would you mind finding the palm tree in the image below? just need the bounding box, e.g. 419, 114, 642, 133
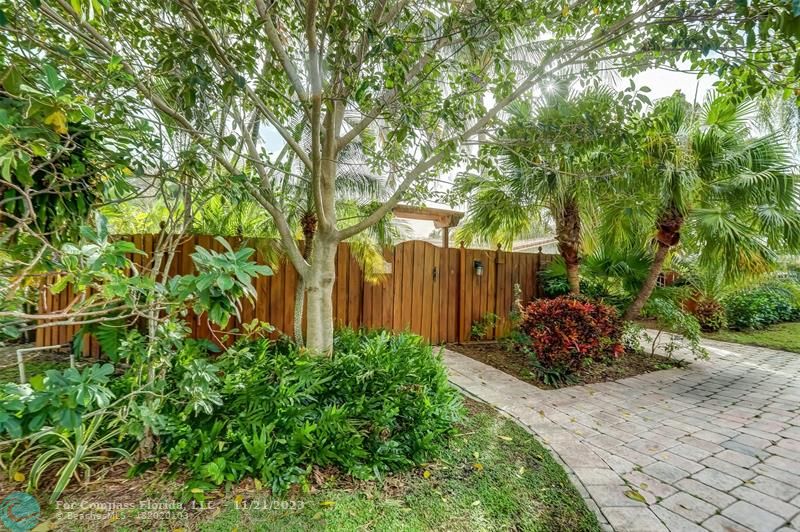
456, 85, 629, 293
623, 93, 800, 320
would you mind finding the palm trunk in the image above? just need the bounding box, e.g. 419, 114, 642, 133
624, 209, 684, 320
555, 198, 581, 294
623, 242, 670, 320
565, 260, 580, 294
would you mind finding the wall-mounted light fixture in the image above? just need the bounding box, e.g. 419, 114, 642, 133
473, 260, 484, 277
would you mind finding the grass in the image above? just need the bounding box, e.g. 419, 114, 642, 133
0, 359, 69, 383
703, 322, 800, 353
48, 400, 600, 532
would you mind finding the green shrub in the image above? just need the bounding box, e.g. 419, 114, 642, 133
723, 280, 800, 330
520, 296, 624, 373
161, 329, 463, 493
0, 363, 115, 438
642, 297, 707, 359
525, 349, 576, 387
692, 299, 727, 332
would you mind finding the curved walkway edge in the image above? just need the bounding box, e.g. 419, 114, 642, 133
443, 334, 800, 532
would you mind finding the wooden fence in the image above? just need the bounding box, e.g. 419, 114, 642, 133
36, 235, 556, 352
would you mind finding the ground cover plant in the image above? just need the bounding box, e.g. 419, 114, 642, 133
7, 400, 599, 532
163, 329, 463, 495
0, 327, 464, 504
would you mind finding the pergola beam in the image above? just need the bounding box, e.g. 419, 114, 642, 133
392, 204, 464, 248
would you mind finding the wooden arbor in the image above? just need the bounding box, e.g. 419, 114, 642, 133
391, 204, 465, 248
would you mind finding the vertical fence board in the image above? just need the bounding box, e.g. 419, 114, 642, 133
347, 251, 361, 328
34, 235, 555, 349
430, 246, 441, 344
420, 243, 434, 341
380, 247, 394, 330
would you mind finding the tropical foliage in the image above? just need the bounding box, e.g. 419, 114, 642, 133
723, 277, 800, 329
165, 329, 461, 494
5, 0, 798, 351
456, 86, 633, 293
520, 296, 624, 375
622, 93, 800, 319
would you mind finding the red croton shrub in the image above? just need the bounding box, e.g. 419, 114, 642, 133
520, 296, 624, 371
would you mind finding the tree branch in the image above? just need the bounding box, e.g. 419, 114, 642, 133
255, 0, 308, 105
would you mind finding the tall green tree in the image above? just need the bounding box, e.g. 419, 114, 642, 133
4, 0, 799, 351
623, 93, 800, 320
456, 85, 633, 293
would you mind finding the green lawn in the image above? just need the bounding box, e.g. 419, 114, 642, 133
704, 322, 800, 353
0, 359, 69, 383
53, 401, 599, 532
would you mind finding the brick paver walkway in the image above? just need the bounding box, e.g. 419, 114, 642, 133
444, 334, 800, 532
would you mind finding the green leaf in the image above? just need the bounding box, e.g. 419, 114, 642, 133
213, 236, 234, 253
3, 418, 21, 438
28, 413, 47, 432
0, 9, 7, 27
43, 65, 66, 94
58, 408, 80, 429
216, 275, 234, 291
1, 324, 21, 339
94, 212, 109, 241
29, 374, 45, 391
51, 276, 69, 294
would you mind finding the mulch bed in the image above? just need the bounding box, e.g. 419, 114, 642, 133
446, 342, 687, 390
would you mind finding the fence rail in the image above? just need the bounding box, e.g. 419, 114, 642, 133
36, 236, 556, 353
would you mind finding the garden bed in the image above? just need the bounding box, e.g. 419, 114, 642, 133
447, 342, 686, 389
6, 399, 600, 532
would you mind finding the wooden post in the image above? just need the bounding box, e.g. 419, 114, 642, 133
494, 243, 503, 339
442, 227, 449, 249
535, 246, 543, 298
457, 241, 466, 344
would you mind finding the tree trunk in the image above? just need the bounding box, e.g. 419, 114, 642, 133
293, 279, 305, 346
293, 212, 318, 346
624, 210, 683, 321
554, 198, 581, 294
623, 242, 671, 320
565, 259, 580, 294
304, 236, 336, 354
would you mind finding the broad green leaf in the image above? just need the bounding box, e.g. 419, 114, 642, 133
51, 276, 69, 294
216, 275, 234, 291
58, 408, 80, 429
